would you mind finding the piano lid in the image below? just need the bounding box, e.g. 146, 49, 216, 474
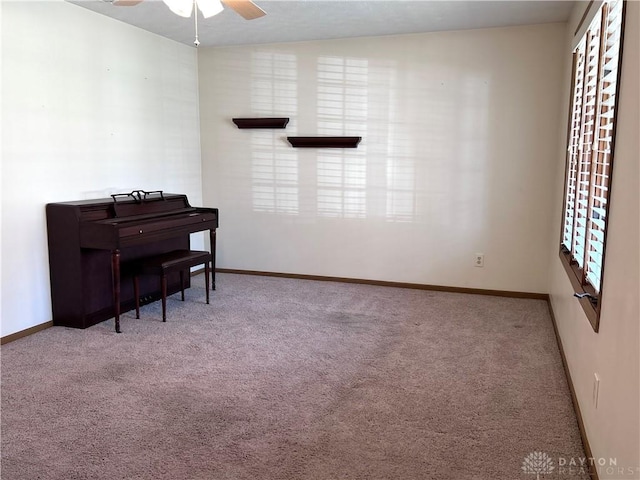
45, 192, 189, 223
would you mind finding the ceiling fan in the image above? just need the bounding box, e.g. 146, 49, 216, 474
111, 0, 266, 46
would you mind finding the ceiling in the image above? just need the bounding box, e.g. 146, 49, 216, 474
69, 0, 576, 48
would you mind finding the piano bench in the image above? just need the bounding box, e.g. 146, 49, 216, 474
132, 250, 211, 323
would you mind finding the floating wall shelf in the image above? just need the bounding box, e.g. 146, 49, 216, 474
232, 117, 290, 129
287, 136, 362, 148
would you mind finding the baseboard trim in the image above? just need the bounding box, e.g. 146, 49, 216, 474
546, 300, 598, 480
215, 268, 549, 300
1, 321, 54, 345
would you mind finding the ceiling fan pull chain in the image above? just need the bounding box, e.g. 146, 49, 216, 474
193, 0, 200, 47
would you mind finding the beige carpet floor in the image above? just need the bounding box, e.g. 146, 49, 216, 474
1, 273, 588, 479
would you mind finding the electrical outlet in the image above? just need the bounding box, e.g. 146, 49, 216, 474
593, 373, 600, 408
475, 253, 484, 267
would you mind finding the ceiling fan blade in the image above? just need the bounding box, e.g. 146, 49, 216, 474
112, 0, 144, 5
221, 0, 266, 20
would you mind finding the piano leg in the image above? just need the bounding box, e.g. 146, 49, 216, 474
210, 229, 217, 291
111, 249, 122, 333
205, 261, 210, 304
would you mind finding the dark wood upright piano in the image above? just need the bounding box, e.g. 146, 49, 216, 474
46, 191, 218, 332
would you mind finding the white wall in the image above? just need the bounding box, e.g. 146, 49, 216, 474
198, 24, 566, 293
548, 2, 639, 477
1, 1, 202, 337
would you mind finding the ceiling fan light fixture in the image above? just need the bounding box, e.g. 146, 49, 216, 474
197, 0, 224, 18
162, 0, 193, 18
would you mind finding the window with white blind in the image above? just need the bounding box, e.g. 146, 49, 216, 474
560, 0, 625, 331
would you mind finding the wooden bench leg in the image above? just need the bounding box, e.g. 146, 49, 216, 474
210, 230, 216, 291
180, 270, 185, 301
205, 262, 210, 304
134, 276, 140, 319
161, 274, 167, 322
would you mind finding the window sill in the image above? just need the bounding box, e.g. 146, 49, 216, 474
559, 249, 600, 332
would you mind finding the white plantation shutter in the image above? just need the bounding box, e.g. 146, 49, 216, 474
584, 0, 623, 292
562, 44, 585, 252
560, 0, 624, 313
573, 11, 601, 269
